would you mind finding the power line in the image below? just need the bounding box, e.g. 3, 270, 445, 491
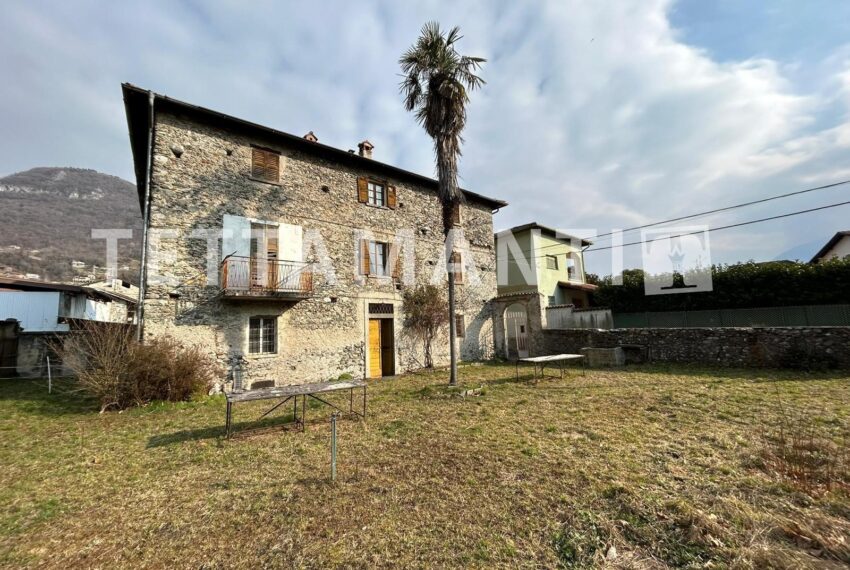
499, 178, 850, 258
583, 199, 850, 253
588, 178, 850, 242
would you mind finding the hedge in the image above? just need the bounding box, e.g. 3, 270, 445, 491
590, 258, 850, 312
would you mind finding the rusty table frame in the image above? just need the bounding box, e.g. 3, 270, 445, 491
225, 379, 367, 438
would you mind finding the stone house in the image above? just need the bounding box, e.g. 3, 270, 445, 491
122, 84, 507, 387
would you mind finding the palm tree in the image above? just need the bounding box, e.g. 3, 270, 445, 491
400, 22, 485, 386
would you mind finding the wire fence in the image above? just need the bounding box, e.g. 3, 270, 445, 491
0, 356, 56, 392
613, 304, 850, 329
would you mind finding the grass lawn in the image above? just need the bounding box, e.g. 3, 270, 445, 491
1, 363, 849, 568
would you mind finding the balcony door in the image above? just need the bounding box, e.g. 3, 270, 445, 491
250, 222, 279, 290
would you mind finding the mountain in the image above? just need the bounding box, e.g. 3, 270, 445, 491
0, 167, 142, 283
774, 236, 830, 263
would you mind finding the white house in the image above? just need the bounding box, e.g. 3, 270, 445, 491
811, 231, 850, 263
0, 278, 137, 378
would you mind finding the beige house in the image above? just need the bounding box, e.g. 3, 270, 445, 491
122, 84, 507, 387
811, 231, 850, 263
496, 223, 595, 307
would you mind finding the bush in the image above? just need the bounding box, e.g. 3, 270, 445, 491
402, 284, 449, 368
58, 322, 218, 412
591, 258, 850, 312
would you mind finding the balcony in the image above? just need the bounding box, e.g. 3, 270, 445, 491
220, 256, 312, 300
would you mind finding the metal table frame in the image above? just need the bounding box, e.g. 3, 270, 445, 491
225, 379, 367, 438
515, 354, 586, 381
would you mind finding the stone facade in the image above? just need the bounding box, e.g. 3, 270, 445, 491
139, 109, 500, 387
543, 327, 850, 368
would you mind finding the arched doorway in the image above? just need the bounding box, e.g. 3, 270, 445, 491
504, 303, 528, 359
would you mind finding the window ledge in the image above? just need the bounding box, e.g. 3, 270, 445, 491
248, 175, 282, 187
246, 353, 279, 359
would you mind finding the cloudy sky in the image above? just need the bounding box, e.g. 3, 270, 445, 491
1, 0, 849, 274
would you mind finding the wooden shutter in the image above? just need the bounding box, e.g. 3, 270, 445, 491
265, 151, 279, 182
451, 203, 461, 226
357, 177, 369, 203
252, 147, 280, 183
360, 240, 371, 275
387, 185, 397, 209
391, 243, 401, 281
252, 148, 266, 180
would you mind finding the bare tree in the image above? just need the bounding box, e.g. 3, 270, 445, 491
399, 22, 485, 385
402, 284, 449, 369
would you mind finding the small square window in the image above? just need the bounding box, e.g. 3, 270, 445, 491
546, 255, 558, 270
548, 296, 557, 306
367, 181, 385, 207
249, 316, 277, 354
251, 147, 280, 184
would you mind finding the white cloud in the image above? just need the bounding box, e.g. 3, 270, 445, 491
1, 0, 849, 272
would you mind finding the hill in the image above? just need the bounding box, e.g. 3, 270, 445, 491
0, 167, 142, 283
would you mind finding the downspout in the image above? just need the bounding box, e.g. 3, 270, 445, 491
135, 91, 155, 342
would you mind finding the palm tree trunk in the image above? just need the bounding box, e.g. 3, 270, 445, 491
447, 262, 458, 386
437, 138, 460, 387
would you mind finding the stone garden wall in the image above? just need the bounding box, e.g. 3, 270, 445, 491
542, 327, 850, 368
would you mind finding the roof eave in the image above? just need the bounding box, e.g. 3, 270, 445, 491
121, 83, 508, 211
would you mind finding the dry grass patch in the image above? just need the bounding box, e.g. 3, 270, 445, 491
1, 363, 848, 568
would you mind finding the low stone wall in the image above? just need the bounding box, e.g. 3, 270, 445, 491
542, 327, 850, 368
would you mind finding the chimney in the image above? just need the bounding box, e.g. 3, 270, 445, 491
303, 131, 318, 142
357, 140, 374, 159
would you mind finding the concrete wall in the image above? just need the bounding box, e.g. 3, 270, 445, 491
542, 327, 850, 368
142, 110, 498, 387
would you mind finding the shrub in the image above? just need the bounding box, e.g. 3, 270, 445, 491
58, 321, 218, 412
402, 284, 449, 368
591, 258, 850, 312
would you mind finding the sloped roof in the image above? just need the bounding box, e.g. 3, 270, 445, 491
497, 222, 593, 247
122, 83, 508, 213
810, 231, 850, 263
0, 277, 134, 304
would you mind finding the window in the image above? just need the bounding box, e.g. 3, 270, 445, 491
360, 240, 389, 276
450, 251, 464, 284
370, 241, 388, 275
251, 147, 280, 184
357, 177, 397, 209
367, 181, 385, 207
546, 255, 558, 270
455, 314, 466, 338
548, 296, 557, 306
566, 255, 578, 280
248, 316, 277, 354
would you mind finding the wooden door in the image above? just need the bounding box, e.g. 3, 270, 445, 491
369, 319, 382, 378
0, 322, 19, 374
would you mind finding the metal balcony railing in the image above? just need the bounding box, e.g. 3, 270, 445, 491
220, 256, 312, 298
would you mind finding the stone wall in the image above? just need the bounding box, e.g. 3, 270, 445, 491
542, 327, 850, 368
141, 110, 498, 387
